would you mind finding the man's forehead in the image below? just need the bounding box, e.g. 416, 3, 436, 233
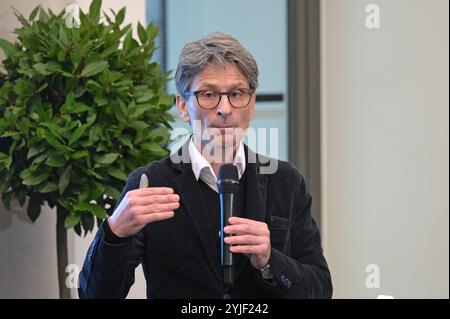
193, 64, 249, 89
196, 81, 248, 90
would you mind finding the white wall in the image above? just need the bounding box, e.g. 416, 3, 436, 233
321, 0, 449, 298
0, 0, 147, 299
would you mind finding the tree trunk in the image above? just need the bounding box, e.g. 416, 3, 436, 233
56, 205, 71, 299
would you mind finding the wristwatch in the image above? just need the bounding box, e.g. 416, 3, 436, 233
259, 264, 273, 280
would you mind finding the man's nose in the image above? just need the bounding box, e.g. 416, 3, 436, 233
216, 94, 232, 117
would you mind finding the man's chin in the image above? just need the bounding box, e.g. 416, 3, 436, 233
209, 133, 239, 148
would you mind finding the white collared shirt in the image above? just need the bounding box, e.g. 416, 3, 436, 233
188, 137, 246, 193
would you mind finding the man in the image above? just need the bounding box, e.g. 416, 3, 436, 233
79, 32, 332, 299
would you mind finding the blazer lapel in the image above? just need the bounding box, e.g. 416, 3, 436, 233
244, 146, 269, 223
170, 141, 223, 287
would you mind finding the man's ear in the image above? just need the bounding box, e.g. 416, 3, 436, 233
176, 94, 190, 123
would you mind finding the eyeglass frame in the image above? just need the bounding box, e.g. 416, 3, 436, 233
183, 88, 255, 109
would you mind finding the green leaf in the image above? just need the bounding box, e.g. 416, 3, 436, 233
27, 196, 41, 222
148, 126, 170, 144
40, 130, 69, 152
72, 151, 88, 160
33, 63, 52, 75
118, 135, 133, 149
86, 111, 97, 125
36, 82, 48, 93
70, 102, 90, 114
74, 223, 82, 236
39, 182, 58, 193
91, 206, 107, 219
74, 202, 107, 219
136, 92, 154, 103
94, 153, 119, 165
122, 30, 133, 53
129, 121, 148, 131
88, 169, 102, 179
79, 190, 91, 203
37, 128, 71, 152
58, 165, 72, 194
88, 125, 102, 144
45, 153, 65, 167
30, 112, 40, 121
81, 212, 95, 233
89, 0, 102, 22
39, 7, 49, 22
27, 144, 46, 159
115, 8, 126, 25
68, 124, 88, 146
61, 71, 74, 77
65, 120, 79, 132
22, 173, 49, 186
64, 213, 81, 229
2, 192, 12, 210
12, 8, 30, 27
46, 62, 61, 72
4, 156, 13, 170
106, 166, 127, 181
140, 142, 167, 156
80, 61, 108, 77
16, 190, 26, 206
146, 21, 159, 40
94, 95, 108, 106
137, 22, 147, 44
41, 122, 64, 138
91, 182, 106, 199
29, 5, 40, 20
19, 169, 31, 180
0, 39, 16, 57
47, 135, 68, 151
32, 152, 49, 165
132, 103, 155, 118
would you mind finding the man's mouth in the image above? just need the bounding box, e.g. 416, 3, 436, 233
209, 126, 235, 134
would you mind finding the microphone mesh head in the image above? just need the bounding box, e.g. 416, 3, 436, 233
218, 164, 239, 181
217, 164, 239, 193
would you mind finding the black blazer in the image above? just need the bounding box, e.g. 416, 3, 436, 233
79, 141, 332, 299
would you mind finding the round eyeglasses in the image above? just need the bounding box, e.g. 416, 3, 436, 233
183, 89, 253, 109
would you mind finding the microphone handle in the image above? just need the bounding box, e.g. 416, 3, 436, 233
220, 192, 237, 286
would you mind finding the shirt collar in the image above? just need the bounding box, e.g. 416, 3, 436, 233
188, 137, 246, 181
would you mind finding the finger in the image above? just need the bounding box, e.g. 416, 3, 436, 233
224, 224, 268, 236
132, 194, 180, 206
140, 211, 175, 224
230, 244, 267, 255
228, 216, 259, 225
145, 202, 180, 214
224, 235, 262, 246
131, 187, 175, 196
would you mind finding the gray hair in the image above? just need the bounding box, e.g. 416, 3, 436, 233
175, 32, 259, 95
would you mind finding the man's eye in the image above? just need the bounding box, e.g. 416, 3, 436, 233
201, 91, 217, 98
230, 91, 243, 98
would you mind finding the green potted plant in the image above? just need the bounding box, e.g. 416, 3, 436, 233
0, 0, 173, 298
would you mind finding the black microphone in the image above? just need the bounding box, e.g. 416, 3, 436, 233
218, 164, 240, 286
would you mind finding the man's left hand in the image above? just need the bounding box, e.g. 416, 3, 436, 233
223, 216, 271, 269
